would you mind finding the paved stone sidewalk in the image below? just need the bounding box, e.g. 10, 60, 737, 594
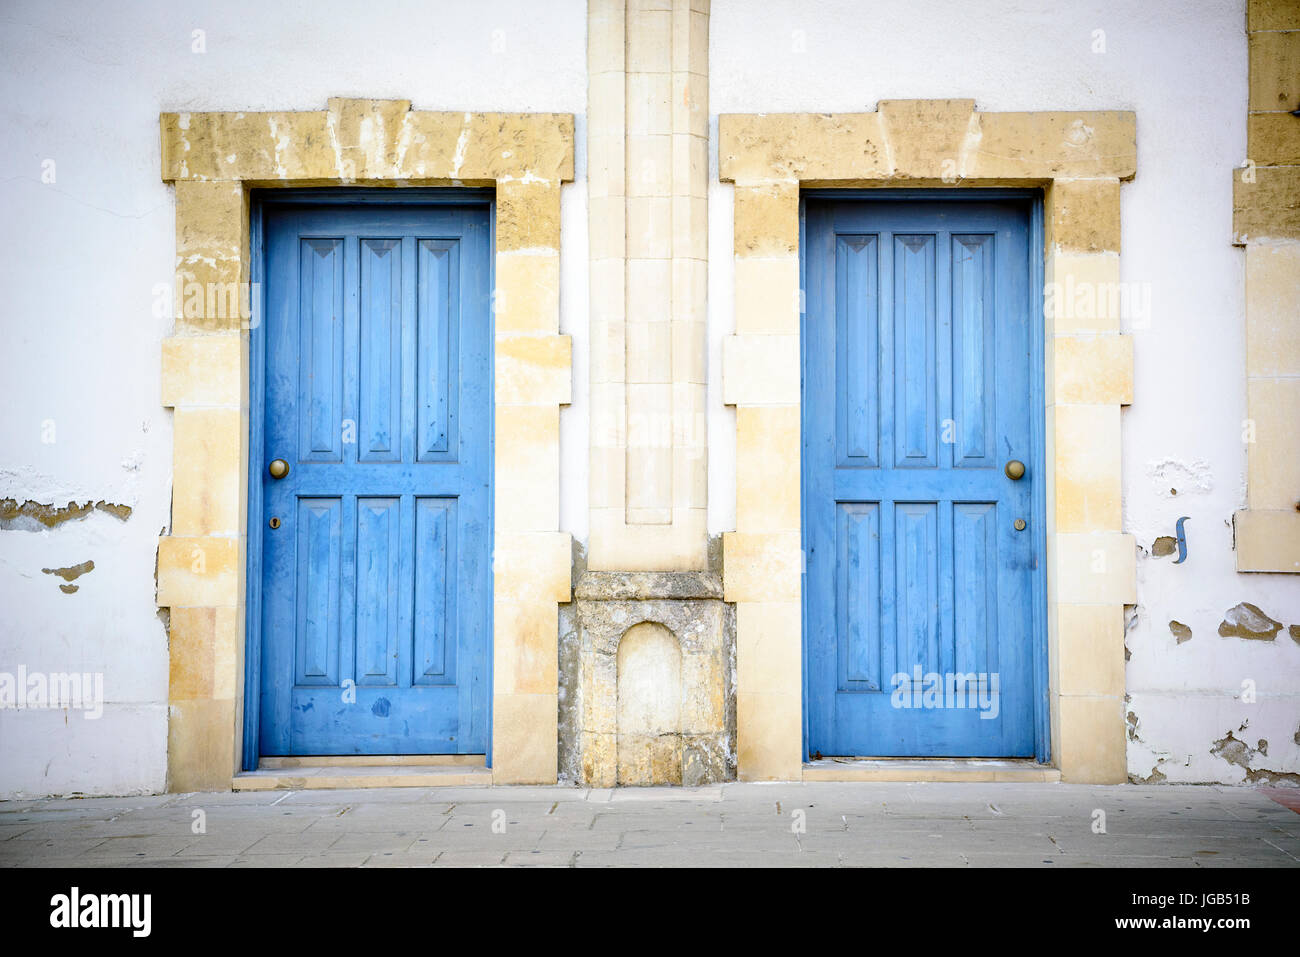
0, 783, 1296, 867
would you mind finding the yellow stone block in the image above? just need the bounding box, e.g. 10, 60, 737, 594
491, 693, 558, 784
1047, 178, 1121, 254
720, 108, 1136, 185
736, 601, 802, 697
1051, 533, 1136, 604
173, 181, 248, 332
723, 531, 802, 602
1234, 166, 1300, 242
495, 334, 572, 406
161, 110, 335, 183
1245, 244, 1300, 377
161, 335, 242, 408
1044, 252, 1124, 333
735, 406, 800, 533
171, 407, 242, 537
722, 335, 799, 406
493, 531, 572, 604
167, 696, 237, 792
733, 256, 800, 334
497, 179, 562, 251
1250, 0, 1300, 30
494, 405, 560, 531
1055, 695, 1127, 783
169, 607, 219, 701
1246, 377, 1300, 510
493, 599, 559, 696
157, 535, 239, 608
736, 691, 801, 780
495, 252, 561, 334
587, 507, 709, 571
1053, 603, 1125, 697
733, 182, 799, 257
1051, 404, 1121, 533
1247, 112, 1300, 167
1248, 29, 1300, 112
719, 113, 890, 184
973, 111, 1136, 181
325, 98, 411, 180
1050, 334, 1133, 404
1234, 509, 1300, 573
878, 99, 978, 180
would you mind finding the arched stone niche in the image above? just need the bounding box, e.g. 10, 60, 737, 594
617, 622, 683, 785
568, 572, 735, 786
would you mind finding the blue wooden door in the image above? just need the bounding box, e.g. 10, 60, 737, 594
803, 197, 1040, 757
258, 201, 491, 755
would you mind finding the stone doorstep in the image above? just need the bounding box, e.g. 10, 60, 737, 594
802, 759, 1062, 784
258, 754, 486, 769
232, 764, 493, 791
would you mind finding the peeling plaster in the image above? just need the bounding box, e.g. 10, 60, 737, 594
40, 559, 94, 594
1151, 535, 1177, 558
1169, 620, 1192, 643
1217, 602, 1283, 641
1210, 730, 1300, 786
0, 499, 132, 532
1146, 458, 1213, 498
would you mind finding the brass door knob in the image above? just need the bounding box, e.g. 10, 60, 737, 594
268, 459, 290, 480
1004, 459, 1025, 480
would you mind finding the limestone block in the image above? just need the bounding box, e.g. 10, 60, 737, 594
1047, 178, 1122, 254
1056, 695, 1127, 783
157, 536, 239, 608
1050, 533, 1137, 604
171, 407, 243, 537
1049, 335, 1133, 405
161, 335, 242, 408
1234, 509, 1300, 573
722, 335, 799, 406
1246, 377, 1300, 510
1245, 244, 1300, 377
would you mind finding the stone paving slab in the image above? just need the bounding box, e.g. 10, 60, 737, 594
0, 783, 1295, 867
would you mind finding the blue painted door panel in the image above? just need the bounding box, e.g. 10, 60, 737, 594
804, 198, 1039, 757
259, 202, 491, 755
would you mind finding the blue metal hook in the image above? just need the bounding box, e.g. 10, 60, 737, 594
1173, 516, 1190, 564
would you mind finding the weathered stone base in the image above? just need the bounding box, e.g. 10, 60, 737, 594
562, 572, 735, 787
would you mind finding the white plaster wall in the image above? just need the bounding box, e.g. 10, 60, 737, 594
708, 0, 1300, 783
0, 0, 587, 797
